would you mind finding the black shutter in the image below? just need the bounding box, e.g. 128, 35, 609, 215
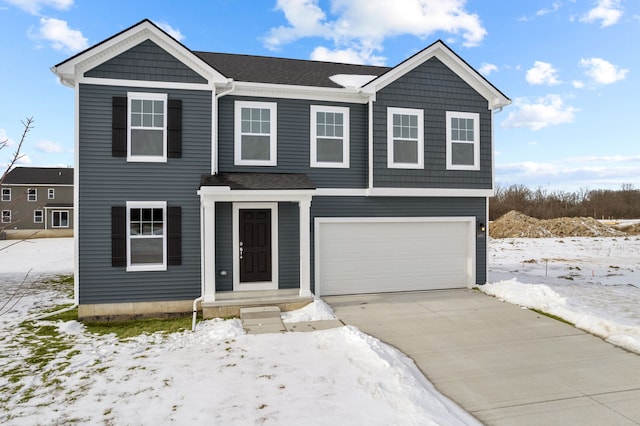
111, 206, 126, 267
167, 99, 182, 158
167, 206, 182, 265
112, 97, 127, 157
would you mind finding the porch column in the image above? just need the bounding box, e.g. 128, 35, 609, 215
299, 197, 312, 297
202, 199, 216, 302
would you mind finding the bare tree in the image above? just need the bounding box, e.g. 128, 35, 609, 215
1, 117, 34, 232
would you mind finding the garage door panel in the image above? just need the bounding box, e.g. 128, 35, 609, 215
317, 219, 474, 296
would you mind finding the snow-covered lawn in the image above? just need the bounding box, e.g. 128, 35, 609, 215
0, 238, 476, 425
2, 236, 639, 425
486, 236, 640, 354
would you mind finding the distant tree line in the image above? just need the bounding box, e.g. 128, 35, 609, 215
489, 183, 640, 220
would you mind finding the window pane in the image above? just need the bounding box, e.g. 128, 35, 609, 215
241, 108, 250, 120
317, 138, 343, 163
154, 100, 163, 113
142, 114, 153, 127
153, 208, 163, 222
131, 113, 142, 127
394, 139, 418, 163
130, 238, 163, 264
261, 121, 270, 134
154, 114, 164, 128
142, 100, 153, 113
130, 223, 141, 235
131, 100, 142, 113
335, 124, 343, 137
334, 114, 343, 125
131, 129, 163, 156
317, 123, 325, 137
452, 142, 474, 165
241, 135, 271, 161
131, 208, 140, 221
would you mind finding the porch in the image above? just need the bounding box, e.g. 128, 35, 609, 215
202, 289, 314, 318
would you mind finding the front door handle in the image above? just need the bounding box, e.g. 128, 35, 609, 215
239, 241, 243, 260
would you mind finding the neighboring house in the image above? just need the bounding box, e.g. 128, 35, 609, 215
51, 19, 510, 320
1, 167, 74, 237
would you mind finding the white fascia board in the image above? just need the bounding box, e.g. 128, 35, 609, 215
363, 41, 510, 110
197, 187, 316, 204
52, 21, 226, 87
232, 81, 370, 104
78, 77, 213, 91
313, 187, 494, 197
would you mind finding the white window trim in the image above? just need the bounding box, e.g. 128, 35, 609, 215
127, 92, 168, 163
446, 111, 480, 171
234, 101, 277, 166
387, 107, 424, 169
1, 188, 10, 202
34, 210, 43, 223
51, 210, 69, 228
310, 105, 350, 168
48, 188, 55, 199
126, 201, 167, 272
1, 210, 10, 223
27, 188, 37, 202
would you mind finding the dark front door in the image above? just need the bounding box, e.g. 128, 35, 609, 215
239, 209, 272, 283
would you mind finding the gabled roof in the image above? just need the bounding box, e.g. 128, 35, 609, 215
194, 52, 388, 88
3, 167, 74, 185
51, 19, 509, 109
363, 40, 510, 109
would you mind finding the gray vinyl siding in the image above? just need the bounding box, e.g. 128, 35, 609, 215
278, 202, 300, 289
78, 83, 211, 304
310, 195, 488, 289
218, 96, 368, 188
213, 201, 300, 292
85, 40, 207, 84
215, 203, 233, 292
373, 57, 492, 189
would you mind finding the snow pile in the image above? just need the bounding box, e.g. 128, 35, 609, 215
280, 297, 336, 323
486, 237, 640, 354
490, 210, 627, 238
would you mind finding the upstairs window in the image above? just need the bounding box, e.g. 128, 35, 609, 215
112, 94, 182, 160
48, 188, 55, 199
387, 107, 424, 169
234, 101, 277, 166
27, 188, 37, 202
128, 93, 167, 162
310, 106, 349, 168
1, 188, 10, 202
446, 111, 480, 170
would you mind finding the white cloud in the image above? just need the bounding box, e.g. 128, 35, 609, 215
526, 61, 561, 85
580, 0, 623, 27
478, 63, 498, 76
265, 0, 487, 64
35, 17, 88, 52
579, 57, 628, 84
536, 1, 562, 17
16, 154, 32, 165
0, 129, 14, 147
310, 45, 386, 65
4, 0, 72, 15
36, 139, 63, 153
501, 95, 578, 131
572, 80, 585, 89
155, 21, 185, 42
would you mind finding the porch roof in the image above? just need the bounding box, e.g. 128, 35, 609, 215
200, 173, 316, 191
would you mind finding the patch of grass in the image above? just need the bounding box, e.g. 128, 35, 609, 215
531, 308, 574, 326
84, 316, 192, 339
41, 274, 74, 298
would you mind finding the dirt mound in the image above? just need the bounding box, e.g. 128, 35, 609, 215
615, 223, 640, 235
490, 210, 628, 238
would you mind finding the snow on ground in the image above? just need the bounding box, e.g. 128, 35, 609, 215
0, 238, 477, 426
486, 236, 640, 354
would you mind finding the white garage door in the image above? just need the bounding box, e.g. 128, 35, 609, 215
315, 217, 475, 296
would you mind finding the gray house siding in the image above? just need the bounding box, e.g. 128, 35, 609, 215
0, 185, 73, 230
373, 57, 492, 189
309, 195, 487, 290
218, 96, 368, 189
85, 40, 207, 84
78, 83, 211, 304
213, 201, 300, 292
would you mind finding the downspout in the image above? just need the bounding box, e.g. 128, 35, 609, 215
193, 79, 236, 332
367, 95, 374, 191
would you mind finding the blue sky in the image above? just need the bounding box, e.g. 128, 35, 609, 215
1, 0, 638, 191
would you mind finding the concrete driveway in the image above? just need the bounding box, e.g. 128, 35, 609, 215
324, 289, 640, 425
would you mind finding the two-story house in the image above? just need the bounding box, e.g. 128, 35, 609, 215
1, 167, 74, 238
52, 20, 509, 320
